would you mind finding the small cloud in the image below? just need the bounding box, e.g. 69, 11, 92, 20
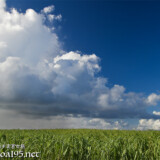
146, 93, 160, 106
42, 5, 54, 14
47, 14, 62, 22
55, 14, 62, 21
153, 111, 160, 116
48, 14, 54, 22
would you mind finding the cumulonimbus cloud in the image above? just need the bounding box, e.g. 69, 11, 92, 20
0, 0, 159, 119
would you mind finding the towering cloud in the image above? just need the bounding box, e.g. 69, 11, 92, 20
0, 0, 159, 123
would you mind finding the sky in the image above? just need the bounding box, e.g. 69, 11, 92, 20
0, 0, 160, 129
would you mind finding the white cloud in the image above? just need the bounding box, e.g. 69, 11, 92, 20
0, 0, 6, 10
88, 118, 128, 130
137, 119, 160, 130
0, 41, 7, 48
0, 0, 159, 124
42, 5, 54, 14
98, 85, 125, 108
47, 14, 62, 22
48, 14, 54, 22
55, 14, 62, 21
0, 7, 60, 66
146, 93, 160, 105
153, 111, 160, 116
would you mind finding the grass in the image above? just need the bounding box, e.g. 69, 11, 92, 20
0, 129, 159, 159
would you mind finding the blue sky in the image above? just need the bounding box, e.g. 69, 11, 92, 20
0, 0, 160, 129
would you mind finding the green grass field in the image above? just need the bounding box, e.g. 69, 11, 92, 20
0, 129, 159, 159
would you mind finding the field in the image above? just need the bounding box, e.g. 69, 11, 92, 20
0, 129, 159, 159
